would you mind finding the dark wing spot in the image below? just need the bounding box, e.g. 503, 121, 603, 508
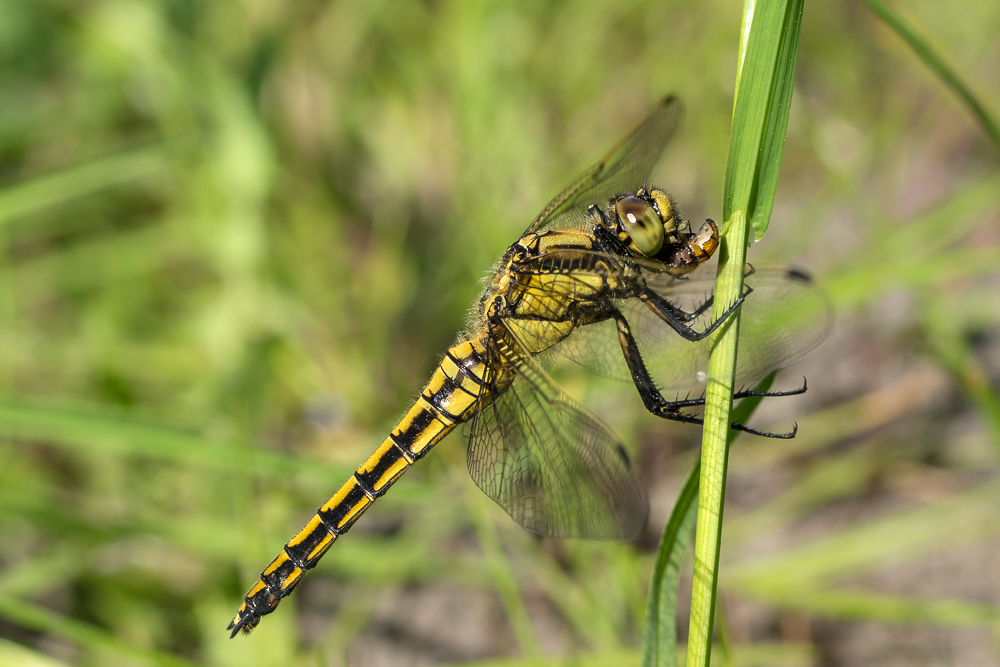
785, 267, 813, 284
615, 444, 632, 466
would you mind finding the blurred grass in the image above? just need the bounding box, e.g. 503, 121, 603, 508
0, 0, 997, 666
862, 0, 1000, 152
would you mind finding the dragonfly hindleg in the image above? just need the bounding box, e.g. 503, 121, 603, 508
729, 421, 799, 439
734, 377, 807, 399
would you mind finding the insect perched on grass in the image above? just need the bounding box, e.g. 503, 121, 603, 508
229, 96, 831, 636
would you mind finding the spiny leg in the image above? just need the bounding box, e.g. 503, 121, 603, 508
681, 290, 714, 322
610, 309, 799, 438
652, 261, 761, 326
641, 286, 714, 325
609, 307, 713, 420
734, 377, 807, 398
642, 377, 807, 411
637, 284, 751, 342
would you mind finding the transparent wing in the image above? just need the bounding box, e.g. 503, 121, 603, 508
553, 266, 833, 394
467, 324, 647, 540
526, 97, 683, 234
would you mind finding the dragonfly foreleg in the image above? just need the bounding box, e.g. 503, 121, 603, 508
679, 291, 715, 322
637, 283, 751, 342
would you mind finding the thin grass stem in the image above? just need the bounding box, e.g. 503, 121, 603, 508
685, 0, 804, 664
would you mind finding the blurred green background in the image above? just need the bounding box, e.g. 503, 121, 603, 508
0, 0, 998, 665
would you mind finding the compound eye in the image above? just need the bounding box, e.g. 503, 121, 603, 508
615, 196, 664, 255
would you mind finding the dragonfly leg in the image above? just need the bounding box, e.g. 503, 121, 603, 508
681, 292, 714, 321
730, 421, 799, 439
658, 261, 759, 324
734, 377, 808, 399
610, 309, 799, 438
610, 309, 709, 420
637, 283, 751, 341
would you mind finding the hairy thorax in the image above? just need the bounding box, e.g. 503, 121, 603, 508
475, 229, 639, 357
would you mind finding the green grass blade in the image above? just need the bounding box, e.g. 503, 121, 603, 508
737, 588, 1000, 627
0, 638, 73, 667
722, 0, 804, 240
862, 0, 1000, 152
443, 642, 815, 667
466, 486, 542, 661
0, 398, 350, 482
730, 479, 1000, 586
687, 0, 804, 664
0, 141, 194, 228
922, 298, 1000, 459
642, 375, 776, 667
641, 461, 699, 667
733, 0, 756, 97
0, 595, 200, 667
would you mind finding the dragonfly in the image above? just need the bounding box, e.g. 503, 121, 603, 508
228, 96, 831, 636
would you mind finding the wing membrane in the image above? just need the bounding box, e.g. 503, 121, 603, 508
467, 324, 647, 540
553, 266, 833, 394
526, 97, 682, 234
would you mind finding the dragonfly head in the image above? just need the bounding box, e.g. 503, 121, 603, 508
612, 189, 719, 275
612, 188, 684, 257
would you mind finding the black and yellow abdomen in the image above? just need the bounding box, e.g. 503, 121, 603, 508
228, 338, 490, 636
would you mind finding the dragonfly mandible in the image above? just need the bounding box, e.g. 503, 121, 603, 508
228, 96, 831, 636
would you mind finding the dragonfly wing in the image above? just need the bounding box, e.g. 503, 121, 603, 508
549, 316, 633, 382
554, 266, 833, 394
467, 324, 647, 540
526, 97, 683, 234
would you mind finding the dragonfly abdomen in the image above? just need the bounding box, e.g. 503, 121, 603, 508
228, 338, 490, 636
